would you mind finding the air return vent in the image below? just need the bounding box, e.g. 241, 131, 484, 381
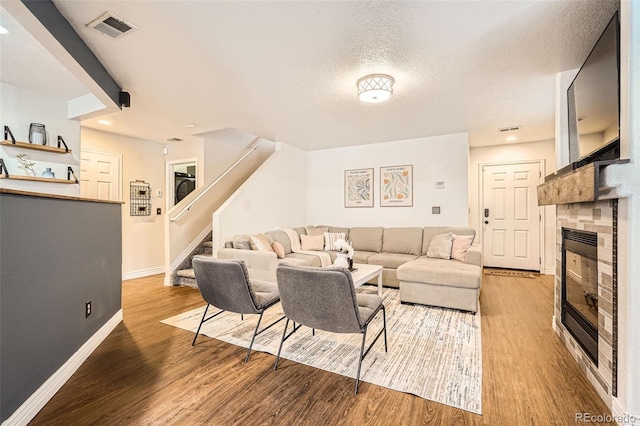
499, 125, 522, 133
87, 12, 137, 39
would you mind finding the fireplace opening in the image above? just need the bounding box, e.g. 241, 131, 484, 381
562, 228, 598, 364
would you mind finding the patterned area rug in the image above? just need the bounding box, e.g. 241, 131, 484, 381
161, 287, 482, 414
483, 268, 537, 279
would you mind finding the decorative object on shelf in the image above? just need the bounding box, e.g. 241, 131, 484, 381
130, 180, 152, 216
42, 167, 55, 178
28, 123, 47, 146
334, 252, 349, 268
345, 168, 374, 208
357, 74, 394, 103
381, 164, 413, 207
16, 153, 37, 177
333, 238, 354, 268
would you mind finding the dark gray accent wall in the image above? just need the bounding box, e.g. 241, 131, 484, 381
0, 193, 122, 422
21, 0, 122, 107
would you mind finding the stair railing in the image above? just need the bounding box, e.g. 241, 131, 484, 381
169, 136, 264, 222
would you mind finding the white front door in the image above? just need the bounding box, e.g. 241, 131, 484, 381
80, 149, 122, 201
482, 162, 541, 271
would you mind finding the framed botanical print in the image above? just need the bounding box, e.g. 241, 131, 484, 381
344, 168, 374, 207
380, 165, 413, 207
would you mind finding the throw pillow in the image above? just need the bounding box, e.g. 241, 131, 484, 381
324, 232, 346, 250
305, 226, 329, 236
426, 232, 454, 260
250, 234, 275, 253
300, 234, 325, 251
233, 235, 252, 250
271, 242, 286, 259
451, 234, 474, 261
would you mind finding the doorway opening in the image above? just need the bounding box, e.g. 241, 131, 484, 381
167, 159, 197, 209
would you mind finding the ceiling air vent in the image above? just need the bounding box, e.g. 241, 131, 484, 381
499, 125, 522, 133
167, 138, 183, 143
87, 12, 137, 39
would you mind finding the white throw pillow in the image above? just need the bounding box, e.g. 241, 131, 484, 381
451, 234, 474, 261
324, 232, 346, 250
301, 234, 325, 251
426, 232, 454, 260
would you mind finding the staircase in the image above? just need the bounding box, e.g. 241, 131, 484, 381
164, 137, 276, 286
173, 233, 213, 287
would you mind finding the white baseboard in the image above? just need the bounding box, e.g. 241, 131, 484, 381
2, 310, 123, 426
122, 267, 165, 281
611, 398, 640, 425
545, 267, 556, 275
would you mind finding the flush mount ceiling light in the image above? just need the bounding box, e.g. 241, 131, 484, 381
357, 74, 394, 103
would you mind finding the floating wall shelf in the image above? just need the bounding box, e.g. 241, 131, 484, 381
0, 140, 72, 154
0, 174, 77, 184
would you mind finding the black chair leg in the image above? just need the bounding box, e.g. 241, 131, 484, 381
355, 327, 368, 394
192, 304, 210, 346
274, 319, 290, 370
244, 310, 264, 363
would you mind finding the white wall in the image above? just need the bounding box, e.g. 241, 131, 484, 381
202, 128, 258, 184
213, 143, 308, 250
469, 139, 557, 274
306, 133, 469, 228
0, 83, 80, 196
81, 127, 165, 279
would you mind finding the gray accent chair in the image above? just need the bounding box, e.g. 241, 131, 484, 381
274, 264, 387, 394
191, 256, 284, 362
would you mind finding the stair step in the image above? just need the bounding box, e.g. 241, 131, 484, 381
176, 269, 195, 279
190, 253, 213, 260
203, 241, 213, 247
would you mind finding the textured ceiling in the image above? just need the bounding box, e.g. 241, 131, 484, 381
4, 1, 620, 150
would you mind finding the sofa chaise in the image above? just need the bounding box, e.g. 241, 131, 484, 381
217, 225, 482, 312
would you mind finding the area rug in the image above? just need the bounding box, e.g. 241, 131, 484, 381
161, 287, 482, 414
483, 268, 537, 279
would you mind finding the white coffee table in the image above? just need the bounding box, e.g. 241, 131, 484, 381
350, 263, 383, 296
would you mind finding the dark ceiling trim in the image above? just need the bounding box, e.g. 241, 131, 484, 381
21, 0, 122, 108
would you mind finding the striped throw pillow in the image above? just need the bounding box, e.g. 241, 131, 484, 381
324, 232, 346, 251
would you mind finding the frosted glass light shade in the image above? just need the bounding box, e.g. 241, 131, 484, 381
357, 74, 394, 103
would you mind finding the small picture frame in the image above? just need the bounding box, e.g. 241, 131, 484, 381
380, 165, 413, 207
344, 168, 374, 208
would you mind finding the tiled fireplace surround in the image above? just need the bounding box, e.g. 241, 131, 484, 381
554, 200, 617, 406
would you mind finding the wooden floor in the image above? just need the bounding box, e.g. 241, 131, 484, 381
30, 273, 615, 425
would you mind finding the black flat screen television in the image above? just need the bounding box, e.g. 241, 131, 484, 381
567, 11, 620, 168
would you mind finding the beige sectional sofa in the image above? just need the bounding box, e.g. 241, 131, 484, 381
218, 225, 482, 312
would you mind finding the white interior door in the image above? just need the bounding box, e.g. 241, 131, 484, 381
482, 162, 541, 271
80, 149, 122, 201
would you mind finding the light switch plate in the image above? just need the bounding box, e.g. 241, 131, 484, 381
436, 181, 445, 189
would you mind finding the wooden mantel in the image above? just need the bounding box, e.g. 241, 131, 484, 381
537, 160, 629, 206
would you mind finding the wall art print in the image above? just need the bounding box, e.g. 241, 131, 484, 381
381, 165, 413, 207
344, 168, 374, 207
